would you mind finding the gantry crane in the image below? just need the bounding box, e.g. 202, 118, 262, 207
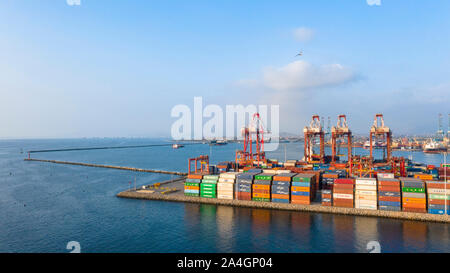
235, 113, 270, 167
369, 114, 392, 163
331, 114, 352, 174
188, 155, 209, 175
304, 115, 325, 163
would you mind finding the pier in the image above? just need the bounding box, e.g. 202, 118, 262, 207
117, 178, 450, 224
24, 158, 188, 176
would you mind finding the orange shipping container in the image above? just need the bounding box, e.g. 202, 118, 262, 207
184, 186, 200, 190
402, 197, 426, 204
187, 174, 203, 179
291, 186, 310, 192
253, 193, 270, 198
413, 174, 433, 181
253, 184, 271, 190
402, 202, 426, 209
271, 193, 289, 200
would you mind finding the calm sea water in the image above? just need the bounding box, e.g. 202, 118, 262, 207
0, 139, 448, 253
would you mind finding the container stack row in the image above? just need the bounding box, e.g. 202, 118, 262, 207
217, 172, 238, 200
185, 174, 203, 197
401, 178, 426, 213
333, 178, 354, 208
426, 181, 450, 215
355, 178, 377, 210
252, 174, 274, 202
291, 173, 316, 205
378, 178, 401, 211
271, 173, 295, 203
201, 174, 219, 198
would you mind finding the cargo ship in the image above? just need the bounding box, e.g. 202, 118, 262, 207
423, 139, 447, 154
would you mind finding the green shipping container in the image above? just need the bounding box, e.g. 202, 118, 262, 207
402, 187, 425, 193
184, 193, 199, 197
200, 183, 217, 188
203, 175, 220, 180
201, 179, 218, 184
185, 182, 200, 187
252, 197, 271, 202
254, 175, 273, 180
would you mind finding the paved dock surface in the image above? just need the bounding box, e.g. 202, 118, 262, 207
117, 178, 450, 223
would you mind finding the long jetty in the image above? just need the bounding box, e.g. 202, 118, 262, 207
27, 142, 201, 154
24, 158, 188, 176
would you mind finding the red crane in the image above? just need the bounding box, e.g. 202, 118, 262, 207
369, 114, 392, 162
188, 155, 209, 175
235, 113, 270, 167
303, 115, 325, 163
331, 114, 352, 174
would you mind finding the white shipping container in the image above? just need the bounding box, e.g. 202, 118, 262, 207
217, 195, 234, 200
355, 185, 377, 191
355, 190, 377, 196
355, 204, 377, 210
355, 178, 377, 186
355, 195, 377, 201
427, 188, 450, 194
377, 173, 395, 179
218, 178, 235, 183
275, 170, 292, 174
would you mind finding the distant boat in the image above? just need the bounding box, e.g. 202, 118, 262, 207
363, 140, 386, 149
209, 140, 227, 146
423, 139, 446, 154
172, 144, 184, 149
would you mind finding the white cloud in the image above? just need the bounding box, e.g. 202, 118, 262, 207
256, 60, 355, 92
293, 27, 314, 42
367, 0, 381, 6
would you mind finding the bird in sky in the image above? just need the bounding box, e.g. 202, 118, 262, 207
295, 51, 303, 57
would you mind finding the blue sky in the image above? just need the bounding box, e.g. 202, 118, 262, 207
0, 0, 449, 138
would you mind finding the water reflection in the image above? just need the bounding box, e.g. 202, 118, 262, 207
183, 203, 449, 253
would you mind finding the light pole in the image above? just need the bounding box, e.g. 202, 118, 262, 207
445, 152, 447, 215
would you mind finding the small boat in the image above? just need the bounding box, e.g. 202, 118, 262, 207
172, 144, 184, 149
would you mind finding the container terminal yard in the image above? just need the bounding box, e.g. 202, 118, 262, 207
27, 113, 449, 223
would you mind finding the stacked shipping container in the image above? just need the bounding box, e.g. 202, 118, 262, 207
378, 178, 401, 211
291, 173, 316, 205
217, 172, 238, 200
200, 175, 219, 198
355, 178, 377, 210
252, 174, 274, 202
426, 181, 450, 215
271, 173, 295, 203
185, 174, 203, 197
401, 178, 427, 213
333, 178, 354, 208
235, 172, 258, 201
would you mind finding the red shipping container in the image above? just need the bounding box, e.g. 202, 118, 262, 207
333, 184, 354, 190
378, 181, 400, 187
334, 179, 355, 185
378, 186, 401, 192
378, 196, 401, 202
403, 207, 427, 213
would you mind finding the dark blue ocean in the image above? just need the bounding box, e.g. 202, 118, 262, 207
0, 139, 448, 253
